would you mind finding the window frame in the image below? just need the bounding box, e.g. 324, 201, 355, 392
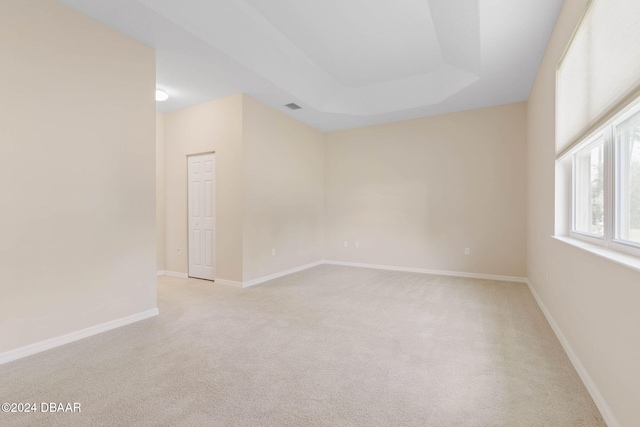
570, 96, 640, 258
571, 133, 607, 242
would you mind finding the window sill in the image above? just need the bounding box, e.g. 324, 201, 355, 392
552, 235, 640, 273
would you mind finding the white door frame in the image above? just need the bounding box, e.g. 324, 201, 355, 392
187, 151, 215, 280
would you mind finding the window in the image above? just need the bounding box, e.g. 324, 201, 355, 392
570, 99, 640, 257
556, 0, 640, 264
616, 110, 640, 245
573, 137, 605, 236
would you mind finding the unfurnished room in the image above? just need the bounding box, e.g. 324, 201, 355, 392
1, 0, 639, 426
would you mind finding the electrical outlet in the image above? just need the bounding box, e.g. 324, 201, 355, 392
464, 248, 470, 255
344, 241, 348, 247
272, 248, 276, 256
177, 248, 181, 256
355, 241, 359, 249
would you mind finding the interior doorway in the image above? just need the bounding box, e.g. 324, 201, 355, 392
187, 152, 215, 280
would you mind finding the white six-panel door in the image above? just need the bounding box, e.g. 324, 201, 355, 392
188, 153, 215, 280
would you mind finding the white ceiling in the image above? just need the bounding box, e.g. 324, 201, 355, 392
243, 0, 444, 87
59, 0, 563, 132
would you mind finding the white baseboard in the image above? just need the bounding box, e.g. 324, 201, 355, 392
324, 260, 528, 283
156, 270, 165, 276
214, 278, 243, 287
218, 260, 525, 288
0, 308, 159, 366
526, 280, 619, 427
242, 260, 324, 288
163, 271, 188, 279
164, 261, 526, 287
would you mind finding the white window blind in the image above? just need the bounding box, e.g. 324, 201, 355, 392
556, 0, 640, 155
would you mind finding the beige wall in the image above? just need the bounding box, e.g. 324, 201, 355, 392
324, 103, 527, 278
0, 0, 157, 353
163, 95, 244, 282
527, 1, 640, 426
156, 112, 165, 272
242, 96, 324, 282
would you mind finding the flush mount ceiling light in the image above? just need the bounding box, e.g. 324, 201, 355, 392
285, 103, 301, 110
155, 89, 169, 102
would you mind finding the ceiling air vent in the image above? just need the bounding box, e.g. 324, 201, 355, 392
285, 103, 301, 110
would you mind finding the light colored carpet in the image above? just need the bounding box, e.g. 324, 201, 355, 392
0, 265, 604, 426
